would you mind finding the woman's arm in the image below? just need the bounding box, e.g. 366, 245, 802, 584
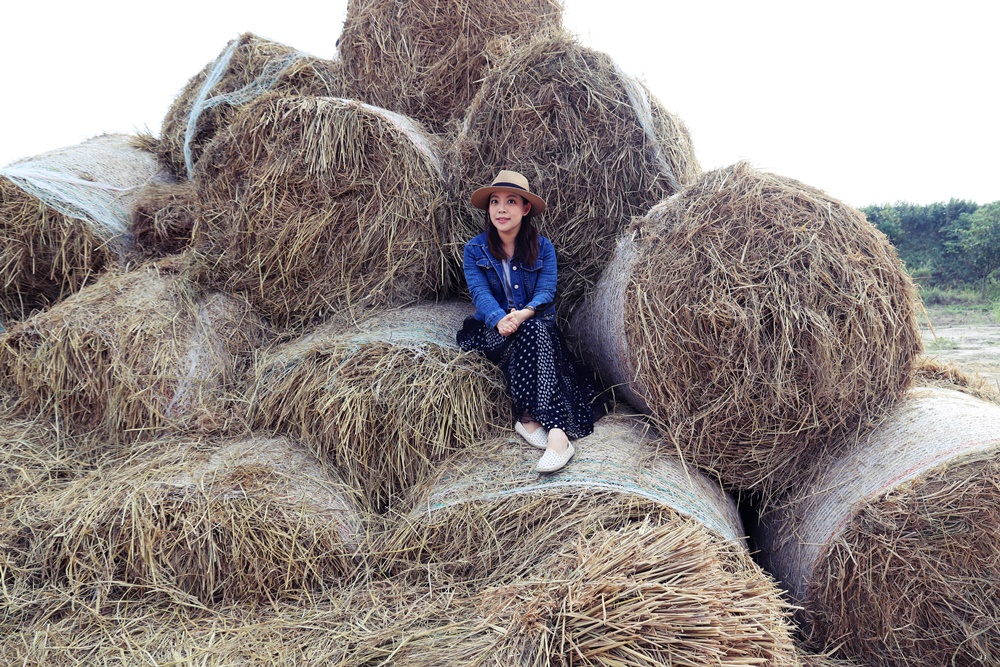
463, 241, 507, 327
527, 237, 557, 311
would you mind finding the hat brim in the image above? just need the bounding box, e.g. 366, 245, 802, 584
470, 185, 547, 214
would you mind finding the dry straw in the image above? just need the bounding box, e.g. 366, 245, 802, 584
158, 32, 345, 178
0, 134, 168, 322
756, 386, 1000, 667
337, 0, 563, 133
0, 255, 267, 444
571, 162, 921, 499
0, 417, 102, 505
0, 577, 511, 666
129, 180, 200, 259
192, 93, 448, 328
445, 31, 701, 321
379, 412, 798, 666
6, 435, 363, 607
248, 301, 509, 511
913, 353, 1000, 403
795, 653, 864, 667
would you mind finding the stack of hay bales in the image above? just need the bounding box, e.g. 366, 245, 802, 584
0, 255, 267, 443
571, 162, 922, 499
247, 301, 509, 510
0, 134, 169, 322
380, 413, 800, 665
756, 385, 1000, 667
337, 0, 563, 133
5, 435, 363, 606
445, 31, 701, 320
8, 1, 986, 665
191, 94, 448, 327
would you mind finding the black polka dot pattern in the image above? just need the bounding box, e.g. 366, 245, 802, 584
457, 317, 597, 439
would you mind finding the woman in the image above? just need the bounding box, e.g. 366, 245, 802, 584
457, 170, 598, 472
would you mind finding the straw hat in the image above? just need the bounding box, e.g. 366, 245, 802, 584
470, 170, 547, 213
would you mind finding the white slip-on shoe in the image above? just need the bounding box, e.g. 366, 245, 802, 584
535, 442, 575, 473
515, 421, 549, 450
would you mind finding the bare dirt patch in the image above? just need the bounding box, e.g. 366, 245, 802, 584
919, 305, 1000, 391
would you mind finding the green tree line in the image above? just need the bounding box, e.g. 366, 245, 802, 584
863, 199, 1000, 297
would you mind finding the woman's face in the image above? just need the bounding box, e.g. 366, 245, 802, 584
488, 189, 531, 237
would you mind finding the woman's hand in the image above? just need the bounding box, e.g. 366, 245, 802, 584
497, 308, 534, 337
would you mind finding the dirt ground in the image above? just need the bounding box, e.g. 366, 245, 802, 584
918, 305, 1000, 391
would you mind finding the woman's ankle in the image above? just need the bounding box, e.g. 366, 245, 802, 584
547, 428, 569, 453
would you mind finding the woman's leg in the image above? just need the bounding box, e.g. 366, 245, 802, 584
501, 319, 595, 452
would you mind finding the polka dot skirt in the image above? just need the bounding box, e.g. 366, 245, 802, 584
457, 317, 598, 439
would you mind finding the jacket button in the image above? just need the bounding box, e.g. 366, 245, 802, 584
512, 266, 517, 271
514, 285, 519, 289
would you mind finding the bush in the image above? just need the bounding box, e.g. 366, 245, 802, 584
918, 285, 982, 306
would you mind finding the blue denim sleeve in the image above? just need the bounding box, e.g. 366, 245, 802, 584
463, 241, 507, 327
527, 237, 557, 310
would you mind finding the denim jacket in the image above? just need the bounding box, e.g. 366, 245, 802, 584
463, 232, 558, 328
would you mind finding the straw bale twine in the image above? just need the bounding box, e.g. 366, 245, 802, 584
570, 162, 921, 498
8, 435, 363, 605
0, 256, 267, 443
129, 180, 200, 259
249, 300, 508, 511
158, 33, 345, 178
0, 134, 168, 322
756, 386, 1000, 667
445, 31, 701, 320
192, 93, 448, 327
337, 0, 563, 133
379, 412, 797, 666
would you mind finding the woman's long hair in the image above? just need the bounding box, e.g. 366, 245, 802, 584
485, 195, 540, 266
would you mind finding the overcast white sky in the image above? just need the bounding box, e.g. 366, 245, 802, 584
1, 0, 996, 207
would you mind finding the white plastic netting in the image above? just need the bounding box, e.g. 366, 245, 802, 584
759, 386, 1000, 602
422, 413, 743, 545
0, 134, 163, 243
614, 63, 681, 193
182, 40, 308, 178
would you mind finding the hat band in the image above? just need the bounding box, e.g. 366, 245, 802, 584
491, 181, 529, 193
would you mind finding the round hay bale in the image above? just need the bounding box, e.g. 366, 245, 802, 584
0, 255, 268, 443
570, 162, 922, 498
248, 300, 508, 511
380, 413, 798, 666
10, 435, 363, 605
445, 31, 701, 321
756, 386, 1000, 667
129, 180, 200, 259
193, 94, 448, 328
0, 134, 169, 322
158, 32, 345, 178
384, 412, 742, 576
0, 577, 501, 666
337, 0, 563, 133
